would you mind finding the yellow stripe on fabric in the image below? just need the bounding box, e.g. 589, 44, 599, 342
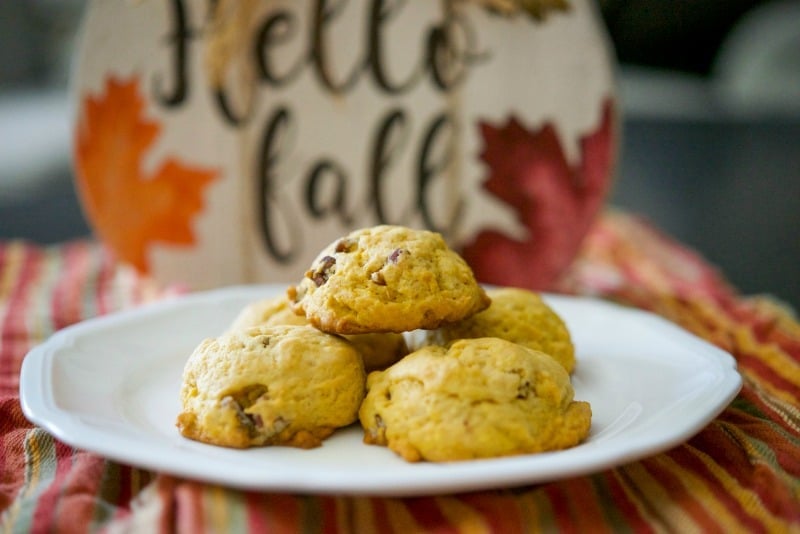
732, 411, 800, 470
514, 489, 553, 532
350, 497, 379, 533
655, 297, 735, 353
607, 470, 670, 534
434, 496, 491, 533
734, 329, 800, 399
683, 444, 793, 532
722, 423, 800, 500
202, 485, 238, 532
678, 293, 800, 403
130, 468, 146, 499
333, 497, 353, 533
382, 499, 422, 533
0, 242, 26, 302
617, 462, 699, 532
745, 376, 800, 435
650, 454, 743, 532
1, 430, 58, 533
27, 246, 63, 343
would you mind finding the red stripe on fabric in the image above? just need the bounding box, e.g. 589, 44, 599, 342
173, 479, 205, 533
51, 453, 116, 529
94, 247, 115, 315
246, 492, 300, 534
668, 442, 764, 532
727, 299, 800, 354
691, 422, 800, 525
245, 492, 272, 533
116, 464, 133, 509
723, 405, 800, 477
403, 497, 459, 533
559, 477, 615, 533
0, 400, 30, 511
603, 470, 657, 533
687, 423, 755, 489
737, 355, 799, 406
542, 483, 580, 534
27, 440, 74, 532
638, 455, 719, 530
320, 497, 339, 534
736, 388, 800, 447
457, 492, 525, 534
370, 498, 393, 534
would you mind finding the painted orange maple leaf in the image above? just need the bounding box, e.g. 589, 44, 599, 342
74, 77, 219, 273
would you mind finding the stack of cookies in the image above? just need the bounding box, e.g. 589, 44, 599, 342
176, 225, 591, 462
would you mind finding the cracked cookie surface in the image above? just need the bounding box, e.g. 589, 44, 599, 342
428, 287, 576, 373
176, 325, 365, 449
359, 337, 591, 462
288, 225, 490, 334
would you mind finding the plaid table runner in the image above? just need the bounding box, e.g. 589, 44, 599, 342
2, 211, 799, 533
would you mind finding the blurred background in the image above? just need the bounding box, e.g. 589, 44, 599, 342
0, 0, 798, 307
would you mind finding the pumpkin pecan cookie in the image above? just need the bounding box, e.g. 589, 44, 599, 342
288, 225, 490, 334
427, 287, 576, 373
359, 337, 591, 462
176, 325, 365, 449
227, 294, 308, 332
228, 295, 409, 372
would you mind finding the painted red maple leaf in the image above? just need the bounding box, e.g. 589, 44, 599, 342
461, 98, 616, 289
74, 77, 219, 273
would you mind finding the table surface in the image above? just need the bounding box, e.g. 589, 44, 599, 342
2, 210, 799, 532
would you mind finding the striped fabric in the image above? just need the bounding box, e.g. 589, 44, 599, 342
1, 211, 799, 533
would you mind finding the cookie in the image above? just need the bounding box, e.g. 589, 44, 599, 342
345, 332, 409, 373
288, 225, 491, 334
177, 325, 365, 449
227, 294, 308, 332
359, 337, 591, 462
228, 295, 409, 372
429, 287, 575, 373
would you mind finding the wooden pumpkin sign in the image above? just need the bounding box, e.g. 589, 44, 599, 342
72, 0, 617, 290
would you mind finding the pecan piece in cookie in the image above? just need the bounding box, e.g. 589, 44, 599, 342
309, 256, 336, 287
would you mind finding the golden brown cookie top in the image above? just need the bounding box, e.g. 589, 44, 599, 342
177, 325, 365, 449
227, 295, 408, 372
359, 337, 591, 462
288, 225, 490, 334
432, 287, 575, 373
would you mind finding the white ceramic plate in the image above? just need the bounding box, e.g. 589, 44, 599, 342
20, 285, 742, 496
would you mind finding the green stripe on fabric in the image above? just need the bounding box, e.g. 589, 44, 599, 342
299, 495, 324, 534
617, 461, 698, 531
589, 473, 635, 532
90, 461, 129, 529
728, 427, 800, 497
514, 486, 557, 532
730, 397, 767, 419
725, 404, 800, 468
